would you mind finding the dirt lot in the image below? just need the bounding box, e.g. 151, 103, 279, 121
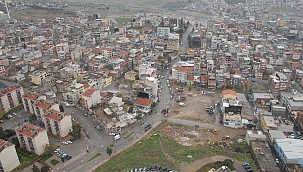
159, 122, 246, 148
168, 85, 220, 124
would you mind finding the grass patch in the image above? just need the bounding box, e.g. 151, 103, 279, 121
1, 105, 23, 119
15, 150, 38, 171
50, 159, 59, 165
115, 17, 132, 24
88, 153, 102, 162
39, 153, 53, 163
96, 123, 256, 172
123, 132, 134, 140
197, 159, 235, 172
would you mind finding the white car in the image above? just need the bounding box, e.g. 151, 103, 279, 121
67, 141, 73, 144
109, 133, 116, 136
62, 141, 69, 145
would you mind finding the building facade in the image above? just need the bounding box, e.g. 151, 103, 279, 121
0, 85, 24, 113
0, 139, 20, 172
43, 110, 73, 137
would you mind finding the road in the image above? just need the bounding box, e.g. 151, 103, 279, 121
180, 25, 193, 55
55, 68, 173, 172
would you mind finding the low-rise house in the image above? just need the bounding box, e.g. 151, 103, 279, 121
43, 110, 73, 137
252, 93, 274, 106
16, 124, 49, 155
28, 71, 47, 86
260, 115, 279, 133
245, 130, 267, 145
125, 70, 138, 81
0, 139, 20, 172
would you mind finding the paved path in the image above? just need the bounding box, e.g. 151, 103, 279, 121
180, 155, 246, 172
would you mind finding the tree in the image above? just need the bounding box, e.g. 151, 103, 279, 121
32, 164, 40, 172
4, 129, 16, 137
69, 124, 82, 140
29, 114, 37, 124
41, 165, 50, 172
0, 127, 6, 140
151, 102, 156, 107
106, 146, 113, 157
11, 137, 20, 147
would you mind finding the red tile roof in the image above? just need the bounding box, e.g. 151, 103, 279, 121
134, 97, 153, 106
33, 99, 55, 109
44, 109, 69, 121
292, 63, 302, 68
83, 88, 97, 97
83, 83, 90, 90
16, 123, 45, 138
22, 92, 43, 100
0, 139, 14, 153
187, 74, 194, 81
0, 85, 22, 97
175, 66, 194, 72
222, 89, 237, 96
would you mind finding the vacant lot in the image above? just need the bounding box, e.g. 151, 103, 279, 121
168, 85, 219, 124
97, 123, 255, 172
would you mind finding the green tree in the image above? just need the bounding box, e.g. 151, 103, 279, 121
151, 102, 156, 107
29, 114, 37, 124
69, 124, 82, 140
0, 127, 6, 140
11, 137, 20, 147
41, 165, 50, 172
32, 164, 40, 172
106, 146, 113, 157
4, 129, 16, 137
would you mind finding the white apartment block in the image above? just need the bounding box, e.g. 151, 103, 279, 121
16, 124, 49, 155
55, 43, 69, 58
157, 27, 170, 37
0, 139, 20, 172
43, 110, 73, 138
32, 99, 60, 118
22, 92, 46, 114
79, 88, 101, 109
0, 85, 24, 113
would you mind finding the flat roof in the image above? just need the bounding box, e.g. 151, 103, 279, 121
275, 139, 303, 163
251, 140, 280, 172
268, 130, 286, 140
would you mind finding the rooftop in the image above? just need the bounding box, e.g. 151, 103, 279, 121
134, 97, 153, 106
0, 139, 14, 153
22, 92, 43, 100
222, 89, 237, 96
83, 88, 97, 97
44, 109, 69, 121
275, 139, 303, 163
16, 123, 45, 138
33, 99, 56, 109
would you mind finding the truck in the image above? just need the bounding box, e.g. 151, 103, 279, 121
145, 124, 152, 131
114, 134, 120, 141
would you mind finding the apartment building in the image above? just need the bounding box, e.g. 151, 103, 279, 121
156, 27, 170, 37
270, 72, 288, 94
0, 85, 24, 113
22, 92, 46, 114
43, 110, 72, 137
171, 66, 194, 83
32, 99, 60, 118
260, 115, 278, 133
29, 71, 47, 86
55, 43, 69, 58
79, 88, 101, 109
0, 139, 20, 172
16, 124, 49, 155
100, 47, 112, 58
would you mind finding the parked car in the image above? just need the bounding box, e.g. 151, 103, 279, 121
109, 133, 116, 136
242, 162, 250, 167
247, 169, 253, 172
244, 166, 251, 169
0, 120, 3, 123
67, 141, 73, 144
62, 141, 69, 145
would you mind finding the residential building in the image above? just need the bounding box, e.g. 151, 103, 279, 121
274, 139, 303, 170
268, 130, 286, 145
245, 130, 266, 145
281, 92, 303, 112
260, 115, 279, 133
145, 77, 158, 98
171, 66, 194, 83
156, 27, 170, 37
252, 93, 274, 106
125, 70, 138, 81
222, 89, 237, 101
79, 88, 101, 109
29, 71, 47, 86
0, 85, 24, 113
0, 139, 20, 172
270, 72, 289, 94
43, 110, 72, 137
32, 99, 60, 118
55, 43, 69, 58
223, 112, 242, 128
16, 124, 49, 155
133, 97, 153, 115
22, 92, 46, 114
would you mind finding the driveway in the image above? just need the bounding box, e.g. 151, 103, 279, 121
179, 155, 246, 172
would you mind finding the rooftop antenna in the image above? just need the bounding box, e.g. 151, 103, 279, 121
4, 0, 10, 19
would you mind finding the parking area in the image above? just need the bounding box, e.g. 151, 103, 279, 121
168, 86, 219, 124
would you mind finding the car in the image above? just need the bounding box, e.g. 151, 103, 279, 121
109, 133, 116, 136
54, 150, 58, 153
140, 122, 146, 125
221, 166, 228, 170
244, 166, 251, 169
8, 115, 13, 118
84, 113, 88, 116
275, 158, 279, 164
65, 155, 72, 160
96, 126, 102, 131
242, 162, 250, 166
247, 170, 253, 172
0, 120, 3, 123
56, 148, 61, 151
62, 141, 68, 145
67, 141, 73, 144
12, 112, 17, 116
